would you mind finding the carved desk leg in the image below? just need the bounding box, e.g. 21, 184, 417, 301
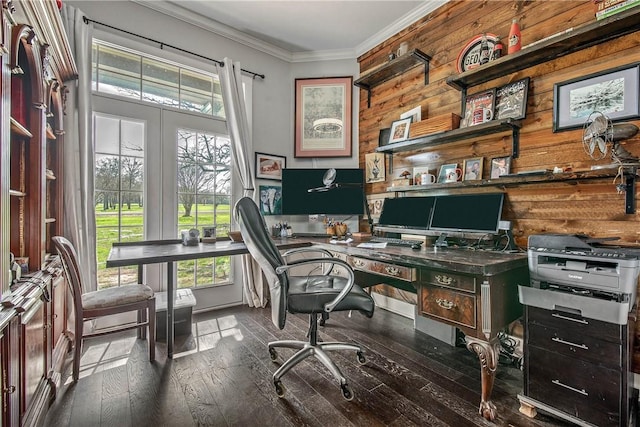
465, 336, 500, 421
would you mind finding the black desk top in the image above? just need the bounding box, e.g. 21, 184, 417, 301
307, 238, 528, 276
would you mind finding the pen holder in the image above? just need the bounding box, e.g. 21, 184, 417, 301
335, 224, 348, 237
326, 226, 335, 236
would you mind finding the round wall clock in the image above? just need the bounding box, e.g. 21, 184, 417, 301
456, 33, 499, 73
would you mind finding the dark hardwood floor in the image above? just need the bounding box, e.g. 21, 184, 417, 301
44, 305, 575, 427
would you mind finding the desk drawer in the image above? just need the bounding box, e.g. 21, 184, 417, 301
422, 270, 476, 293
527, 306, 622, 343
419, 285, 476, 329
349, 257, 416, 282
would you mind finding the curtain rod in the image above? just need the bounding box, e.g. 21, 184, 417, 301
82, 16, 265, 80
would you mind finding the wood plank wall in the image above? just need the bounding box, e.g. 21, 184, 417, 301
357, 0, 640, 247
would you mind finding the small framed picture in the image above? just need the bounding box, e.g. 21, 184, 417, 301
490, 156, 511, 178
255, 152, 286, 180
463, 157, 484, 181
412, 166, 435, 185
365, 152, 385, 183
461, 89, 496, 127
437, 163, 462, 183
494, 77, 530, 120
259, 185, 282, 215
400, 105, 422, 123
388, 117, 412, 144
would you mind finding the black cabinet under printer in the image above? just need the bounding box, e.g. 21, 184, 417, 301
518, 234, 639, 427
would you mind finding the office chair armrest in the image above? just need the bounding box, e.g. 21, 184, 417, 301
281, 247, 336, 276
275, 257, 355, 313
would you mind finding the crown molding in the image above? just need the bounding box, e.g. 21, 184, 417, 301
133, 0, 449, 63
355, 0, 449, 57
132, 0, 293, 62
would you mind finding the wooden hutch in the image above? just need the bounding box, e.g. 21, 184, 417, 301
0, 0, 77, 425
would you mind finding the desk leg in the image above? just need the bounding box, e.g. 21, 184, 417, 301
167, 261, 175, 358
137, 264, 145, 339
465, 336, 499, 421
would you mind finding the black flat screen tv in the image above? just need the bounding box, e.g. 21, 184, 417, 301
281, 168, 365, 215
377, 197, 435, 230
429, 193, 505, 234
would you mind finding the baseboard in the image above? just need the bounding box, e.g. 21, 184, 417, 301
371, 292, 415, 319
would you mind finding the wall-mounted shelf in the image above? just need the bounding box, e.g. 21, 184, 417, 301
355, 49, 431, 108
377, 118, 521, 156
446, 7, 640, 92
387, 166, 639, 213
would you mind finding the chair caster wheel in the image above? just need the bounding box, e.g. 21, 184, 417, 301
356, 351, 366, 365
341, 383, 354, 401
274, 380, 285, 397
269, 347, 278, 361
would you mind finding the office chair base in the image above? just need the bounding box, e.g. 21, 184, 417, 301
268, 340, 365, 400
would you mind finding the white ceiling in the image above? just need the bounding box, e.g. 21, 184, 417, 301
134, 0, 447, 61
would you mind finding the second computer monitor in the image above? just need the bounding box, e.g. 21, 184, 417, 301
377, 196, 435, 233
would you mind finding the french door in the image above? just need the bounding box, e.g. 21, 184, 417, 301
93, 94, 243, 311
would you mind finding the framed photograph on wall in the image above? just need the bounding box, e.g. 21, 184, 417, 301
553, 63, 640, 132
258, 185, 282, 215
490, 156, 511, 178
255, 152, 286, 180
388, 117, 412, 144
365, 152, 385, 183
294, 76, 353, 157
461, 89, 496, 127
494, 77, 530, 120
463, 157, 483, 181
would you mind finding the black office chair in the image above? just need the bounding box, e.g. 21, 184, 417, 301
235, 197, 375, 400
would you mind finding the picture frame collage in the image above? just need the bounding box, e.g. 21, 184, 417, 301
410, 154, 512, 185
461, 77, 530, 128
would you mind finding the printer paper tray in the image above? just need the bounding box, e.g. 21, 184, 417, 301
518, 285, 629, 325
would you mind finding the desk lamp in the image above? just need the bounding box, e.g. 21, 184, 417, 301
307, 168, 374, 234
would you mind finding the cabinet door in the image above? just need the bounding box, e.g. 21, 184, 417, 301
2, 318, 20, 427
20, 300, 45, 416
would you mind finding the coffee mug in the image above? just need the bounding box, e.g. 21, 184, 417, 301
420, 172, 436, 185
445, 168, 462, 182
472, 107, 493, 125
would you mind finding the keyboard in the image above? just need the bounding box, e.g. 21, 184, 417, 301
292, 232, 332, 238
369, 236, 423, 247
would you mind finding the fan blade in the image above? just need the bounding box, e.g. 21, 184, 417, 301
589, 139, 596, 155
596, 136, 606, 154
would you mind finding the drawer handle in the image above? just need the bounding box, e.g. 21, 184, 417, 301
551, 313, 588, 325
4, 385, 16, 394
552, 337, 588, 350
436, 298, 455, 310
551, 379, 588, 396
384, 266, 400, 276
354, 259, 365, 268
435, 275, 453, 285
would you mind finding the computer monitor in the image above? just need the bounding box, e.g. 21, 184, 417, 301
429, 193, 505, 234
281, 168, 365, 215
376, 197, 435, 233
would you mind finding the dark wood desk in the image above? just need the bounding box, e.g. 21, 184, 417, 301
106, 238, 310, 357
309, 239, 529, 421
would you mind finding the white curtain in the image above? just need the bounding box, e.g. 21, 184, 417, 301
218, 58, 266, 307
60, 5, 98, 293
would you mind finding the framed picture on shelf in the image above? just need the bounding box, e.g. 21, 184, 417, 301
294, 76, 353, 157
461, 89, 496, 127
463, 157, 483, 181
255, 152, 286, 180
490, 156, 511, 178
553, 63, 640, 132
365, 152, 385, 183
259, 185, 282, 215
400, 105, 422, 123
494, 77, 530, 120
412, 166, 435, 185
437, 163, 462, 183
388, 117, 412, 144
378, 127, 392, 147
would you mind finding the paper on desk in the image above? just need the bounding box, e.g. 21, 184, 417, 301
357, 242, 387, 249
330, 238, 353, 244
